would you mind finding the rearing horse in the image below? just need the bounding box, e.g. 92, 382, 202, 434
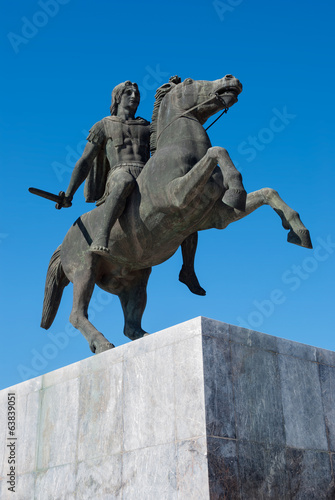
41, 75, 312, 353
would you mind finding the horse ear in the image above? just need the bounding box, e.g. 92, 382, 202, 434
169, 75, 181, 84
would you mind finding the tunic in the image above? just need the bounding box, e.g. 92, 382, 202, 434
83, 116, 150, 203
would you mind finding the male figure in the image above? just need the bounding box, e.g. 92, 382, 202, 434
61, 80, 206, 294
62, 81, 150, 255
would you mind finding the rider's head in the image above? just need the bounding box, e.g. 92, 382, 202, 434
110, 81, 140, 115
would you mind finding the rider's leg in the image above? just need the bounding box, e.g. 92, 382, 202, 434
214, 147, 247, 211
179, 232, 206, 296
91, 170, 136, 255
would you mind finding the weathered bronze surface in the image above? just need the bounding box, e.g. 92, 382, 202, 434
39, 75, 312, 354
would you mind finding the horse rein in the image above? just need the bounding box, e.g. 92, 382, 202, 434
205, 93, 229, 131
156, 92, 229, 142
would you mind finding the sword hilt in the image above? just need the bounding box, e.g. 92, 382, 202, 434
55, 191, 66, 210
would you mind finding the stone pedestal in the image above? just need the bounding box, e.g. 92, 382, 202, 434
1, 317, 335, 499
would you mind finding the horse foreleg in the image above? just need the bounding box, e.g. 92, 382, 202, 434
214, 147, 247, 211
211, 188, 312, 248
261, 188, 312, 248
167, 146, 246, 211
70, 257, 114, 353
167, 149, 218, 209
118, 268, 152, 341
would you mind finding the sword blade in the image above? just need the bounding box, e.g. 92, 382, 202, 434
28, 187, 63, 204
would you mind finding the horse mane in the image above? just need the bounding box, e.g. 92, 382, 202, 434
150, 76, 181, 155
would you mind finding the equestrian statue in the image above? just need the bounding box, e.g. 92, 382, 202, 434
33, 74, 312, 354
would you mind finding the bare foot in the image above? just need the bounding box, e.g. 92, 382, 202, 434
90, 245, 110, 256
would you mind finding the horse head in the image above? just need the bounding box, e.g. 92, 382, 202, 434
151, 75, 243, 153
169, 75, 241, 120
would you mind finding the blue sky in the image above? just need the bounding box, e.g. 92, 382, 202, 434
1, 0, 334, 390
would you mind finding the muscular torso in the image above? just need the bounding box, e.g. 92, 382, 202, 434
100, 117, 150, 167
69, 115, 151, 203
105, 122, 150, 166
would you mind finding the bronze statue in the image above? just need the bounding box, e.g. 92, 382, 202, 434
38, 74, 312, 354
59, 80, 219, 295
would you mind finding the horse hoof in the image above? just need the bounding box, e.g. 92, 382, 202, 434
91, 341, 115, 354
223, 188, 247, 211
287, 229, 313, 249
124, 329, 149, 341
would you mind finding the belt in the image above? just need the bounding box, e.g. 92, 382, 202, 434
113, 161, 146, 169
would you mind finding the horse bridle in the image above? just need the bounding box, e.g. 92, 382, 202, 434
156, 92, 229, 142
205, 93, 229, 131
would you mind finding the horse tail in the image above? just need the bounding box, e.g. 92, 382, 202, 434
41, 245, 70, 330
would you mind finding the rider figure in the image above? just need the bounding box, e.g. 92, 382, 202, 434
63, 81, 150, 255
61, 80, 207, 295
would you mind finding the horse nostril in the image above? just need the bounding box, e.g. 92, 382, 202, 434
225, 74, 233, 79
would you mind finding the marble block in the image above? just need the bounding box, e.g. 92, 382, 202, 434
0, 317, 334, 499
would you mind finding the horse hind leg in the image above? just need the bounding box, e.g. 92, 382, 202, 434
118, 268, 152, 341
70, 257, 114, 354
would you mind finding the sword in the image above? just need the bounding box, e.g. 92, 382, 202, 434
28, 187, 72, 209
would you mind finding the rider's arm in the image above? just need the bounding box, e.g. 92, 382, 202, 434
64, 141, 100, 203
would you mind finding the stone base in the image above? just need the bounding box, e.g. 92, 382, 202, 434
1, 317, 335, 499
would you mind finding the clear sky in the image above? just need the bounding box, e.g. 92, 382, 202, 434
1, 0, 334, 390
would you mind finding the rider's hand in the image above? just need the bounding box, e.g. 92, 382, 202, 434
62, 195, 73, 208
56, 192, 73, 209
